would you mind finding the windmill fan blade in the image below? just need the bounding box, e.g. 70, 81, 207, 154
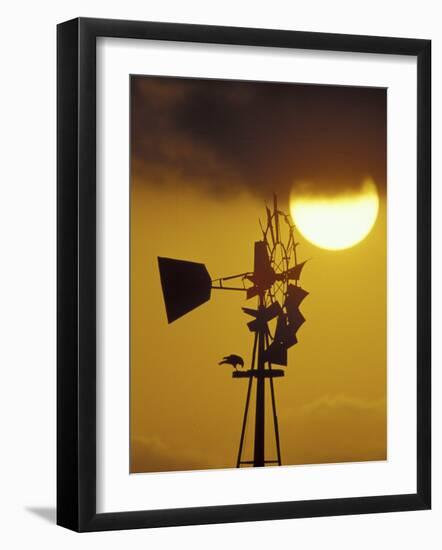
286, 260, 308, 280
246, 286, 259, 300
274, 313, 287, 340
264, 301, 283, 321
247, 301, 282, 332
265, 341, 288, 366
285, 284, 309, 307
274, 313, 297, 349
286, 307, 306, 333
242, 307, 258, 318
284, 286, 307, 335
266, 206, 275, 244
158, 257, 212, 323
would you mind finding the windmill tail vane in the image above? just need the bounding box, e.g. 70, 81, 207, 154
158, 194, 309, 468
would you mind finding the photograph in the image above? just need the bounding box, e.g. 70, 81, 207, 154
130, 75, 387, 474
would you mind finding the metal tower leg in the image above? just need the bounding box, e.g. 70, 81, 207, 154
253, 326, 266, 467
269, 375, 282, 465
236, 331, 258, 467
266, 333, 282, 465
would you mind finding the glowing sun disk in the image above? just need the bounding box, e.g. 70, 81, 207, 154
290, 180, 379, 250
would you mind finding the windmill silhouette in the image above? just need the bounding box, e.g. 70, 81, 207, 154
158, 195, 308, 468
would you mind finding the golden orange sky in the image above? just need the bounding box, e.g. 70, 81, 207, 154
130, 77, 386, 473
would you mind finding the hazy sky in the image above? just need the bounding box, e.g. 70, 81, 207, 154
130, 76, 386, 473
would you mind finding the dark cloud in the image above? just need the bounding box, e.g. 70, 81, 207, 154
131, 76, 386, 200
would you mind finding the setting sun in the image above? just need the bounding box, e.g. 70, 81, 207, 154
290, 179, 379, 250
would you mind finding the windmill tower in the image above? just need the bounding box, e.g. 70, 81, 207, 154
158, 195, 308, 467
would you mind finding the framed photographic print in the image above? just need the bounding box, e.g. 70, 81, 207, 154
57, 17, 431, 531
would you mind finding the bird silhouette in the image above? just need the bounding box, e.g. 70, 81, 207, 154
218, 354, 244, 370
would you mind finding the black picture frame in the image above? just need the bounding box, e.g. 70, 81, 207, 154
57, 17, 431, 532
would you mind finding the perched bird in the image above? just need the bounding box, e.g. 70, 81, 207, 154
219, 354, 244, 370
